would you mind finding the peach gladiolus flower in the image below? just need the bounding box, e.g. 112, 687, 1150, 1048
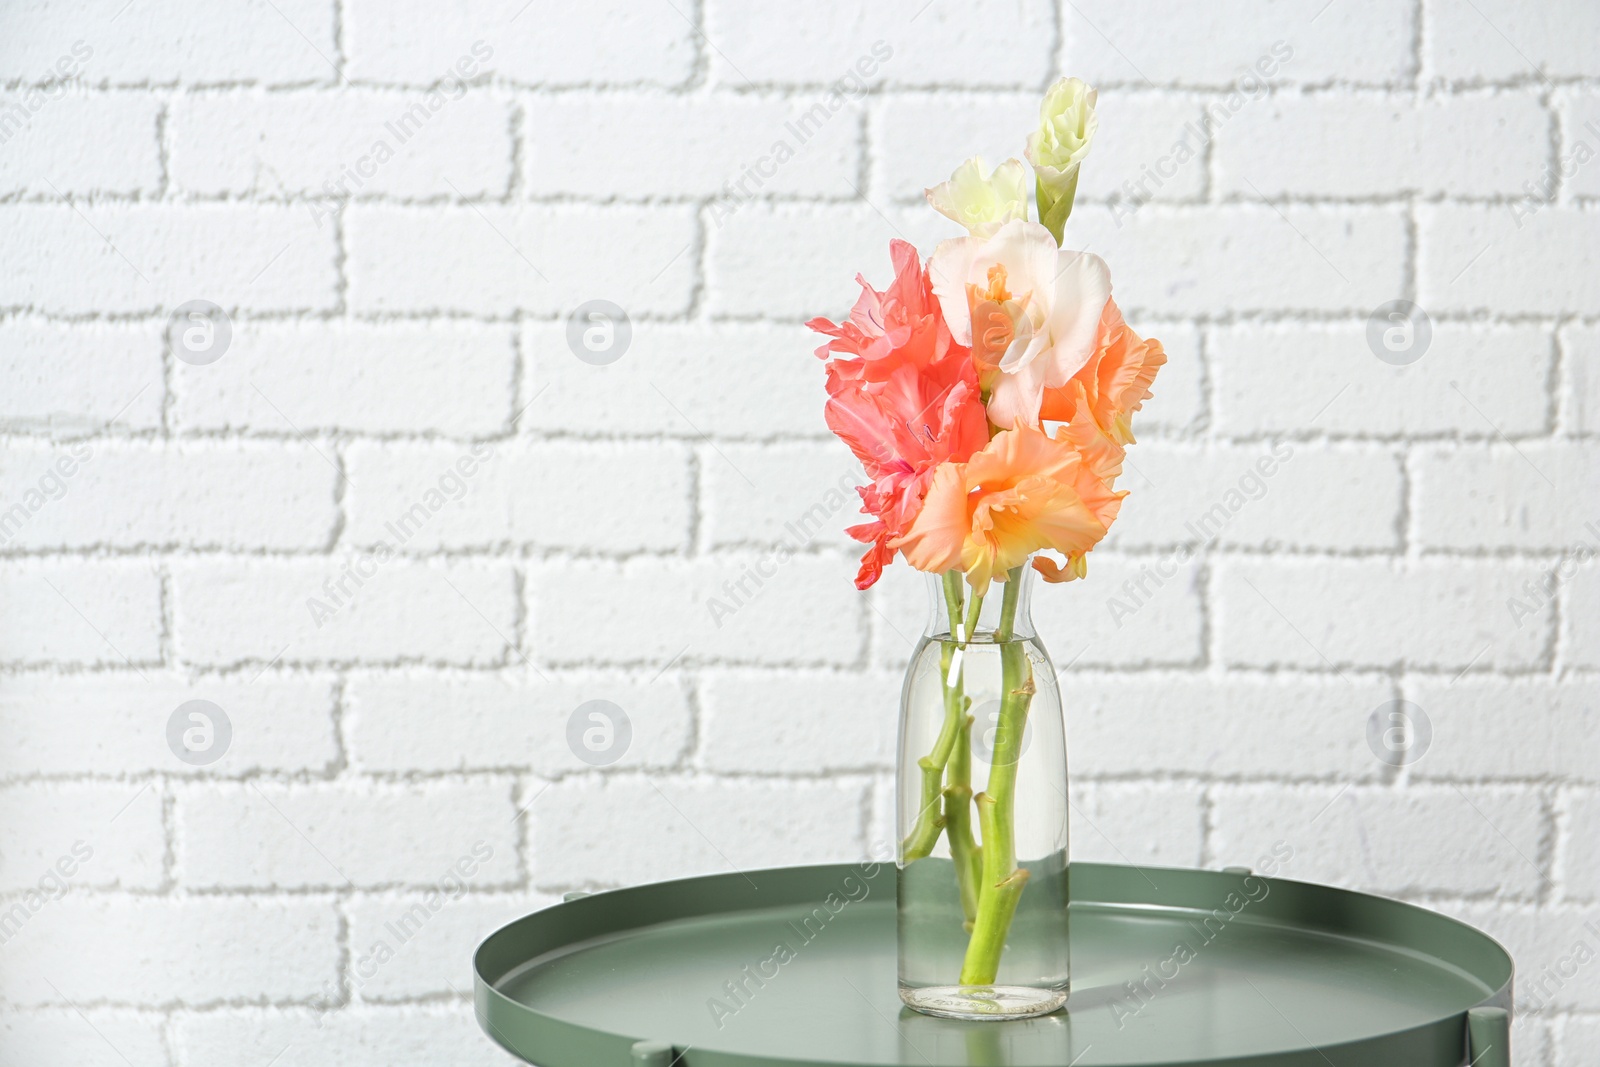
928, 219, 1112, 431
893, 415, 1125, 595
808, 241, 989, 589
1039, 299, 1166, 444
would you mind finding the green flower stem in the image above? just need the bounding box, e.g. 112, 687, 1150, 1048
960, 566, 1035, 986
961, 586, 983, 643
1037, 169, 1082, 245
945, 710, 981, 925
902, 575, 970, 862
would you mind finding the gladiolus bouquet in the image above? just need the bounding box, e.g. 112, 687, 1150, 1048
808, 78, 1165, 1000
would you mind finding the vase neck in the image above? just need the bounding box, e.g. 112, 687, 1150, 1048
923, 565, 1036, 642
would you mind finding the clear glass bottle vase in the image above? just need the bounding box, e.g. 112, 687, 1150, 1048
896, 560, 1070, 1020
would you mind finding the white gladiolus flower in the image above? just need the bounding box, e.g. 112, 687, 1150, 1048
925, 157, 1031, 237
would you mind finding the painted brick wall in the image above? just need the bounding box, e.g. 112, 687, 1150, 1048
2, 1, 1597, 1064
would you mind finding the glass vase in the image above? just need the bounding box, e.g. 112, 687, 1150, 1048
896, 561, 1070, 1020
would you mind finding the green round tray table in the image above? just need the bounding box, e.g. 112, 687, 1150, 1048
474, 862, 1513, 1067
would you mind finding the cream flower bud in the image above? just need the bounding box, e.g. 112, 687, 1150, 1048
1025, 77, 1099, 191
924, 157, 1030, 237
1025, 77, 1098, 243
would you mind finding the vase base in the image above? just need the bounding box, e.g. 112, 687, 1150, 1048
898, 984, 1068, 1021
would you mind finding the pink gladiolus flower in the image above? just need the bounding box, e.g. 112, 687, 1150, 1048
808, 241, 989, 589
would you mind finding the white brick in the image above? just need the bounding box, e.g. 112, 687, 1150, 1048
0, 897, 337, 1006
0, 205, 339, 314
1216, 559, 1554, 670
1439, 904, 1600, 1013
0, 441, 337, 549
1415, 444, 1600, 550
0, 323, 163, 432
1217, 94, 1547, 197
1406, 681, 1600, 784
0, 783, 163, 891
344, 441, 691, 552
707, 203, 946, 320
170, 90, 512, 197
0, 1, 336, 84
173, 560, 517, 667
524, 96, 859, 197
1212, 786, 1547, 896
1510, 1017, 1553, 1067
1565, 565, 1600, 670
0, 562, 161, 667
345, 205, 695, 316
1563, 326, 1600, 436
1558, 1017, 1600, 1067
344, 892, 555, 1000
522, 321, 824, 438
1060, 673, 1390, 779
1033, 555, 1206, 669
1129, 320, 1203, 434
866, 562, 930, 670
868, 774, 895, 855
1559, 93, 1600, 198
533, 556, 864, 667
1212, 324, 1553, 437
0, 676, 338, 778
700, 670, 900, 773
0, 93, 160, 195
0, 1011, 167, 1067
531, 778, 866, 886
1064, 0, 1411, 85
1421, 207, 1600, 315
704, 441, 862, 549
345, 673, 692, 774
1565, 791, 1600, 900
343, 0, 693, 86
1068, 205, 1408, 315
1069, 782, 1205, 868
173, 321, 514, 435
178, 782, 518, 890
1108, 441, 1401, 551
709, 1, 1050, 88
874, 93, 1204, 205
1428, 0, 1600, 80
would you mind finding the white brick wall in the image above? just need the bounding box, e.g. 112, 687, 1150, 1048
1, 1, 1597, 1065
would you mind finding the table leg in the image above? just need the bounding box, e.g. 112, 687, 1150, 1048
1466, 1006, 1510, 1067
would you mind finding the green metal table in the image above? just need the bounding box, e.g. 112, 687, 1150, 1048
473, 862, 1513, 1066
